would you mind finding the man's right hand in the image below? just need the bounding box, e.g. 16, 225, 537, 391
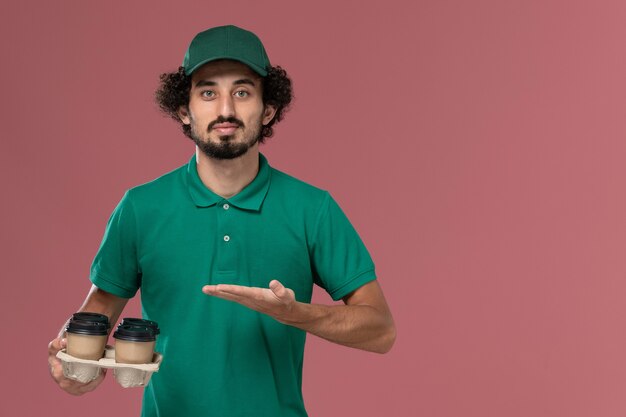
48, 337, 106, 395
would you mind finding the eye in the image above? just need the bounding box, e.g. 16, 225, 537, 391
234, 90, 249, 98
200, 90, 215, 98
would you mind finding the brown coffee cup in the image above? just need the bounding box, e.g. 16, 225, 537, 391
65, 317, 109, 361
113, 325, 156, 364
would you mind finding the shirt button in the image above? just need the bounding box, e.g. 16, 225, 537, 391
223, 203, 230, 210
223, 235, 230, 242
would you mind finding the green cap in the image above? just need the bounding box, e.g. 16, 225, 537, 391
182, 25, 270, 77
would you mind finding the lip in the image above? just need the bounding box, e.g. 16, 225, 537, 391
212, 123, 240, 135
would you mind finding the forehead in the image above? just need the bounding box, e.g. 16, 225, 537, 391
191, 59, 261, 85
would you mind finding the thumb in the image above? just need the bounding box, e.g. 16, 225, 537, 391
269, 280, 295, 302
48, 338, 66, 355
269, 280, 286, 297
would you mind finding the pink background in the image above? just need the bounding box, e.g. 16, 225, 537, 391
2, 0, 626, 416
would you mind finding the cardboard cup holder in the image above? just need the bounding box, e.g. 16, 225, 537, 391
56, 346, 162, 388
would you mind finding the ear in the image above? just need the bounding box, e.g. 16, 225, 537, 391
262, 105, 277, 126
178, 106, 191, 125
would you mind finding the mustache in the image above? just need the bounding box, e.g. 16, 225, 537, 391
207, 116, 244, 131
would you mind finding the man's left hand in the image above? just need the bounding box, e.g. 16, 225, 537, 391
202, 280, 297, 323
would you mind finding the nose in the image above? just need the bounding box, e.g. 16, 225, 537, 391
218, 95, 235, 118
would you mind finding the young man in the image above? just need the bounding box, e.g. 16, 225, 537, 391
48, 25, 395, 416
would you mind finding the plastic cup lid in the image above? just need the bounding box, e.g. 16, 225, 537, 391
120, 318, 160, 335
113, 324, 156, 342
66, 320, 109, 336
71, 312, 110, 328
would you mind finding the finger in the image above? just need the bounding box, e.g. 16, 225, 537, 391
203, 287, 276, 314
269, 280, 295, 302
208, 291, 247, 303
49, 359, 61, 380
49, 353, 68, 381
202, 284, 248, 295
216, 284, 256, 295
204, 284, 259, 298
269, 280, 288, 302
48, 338, 66, 355
202, 286, 250, 303
202, 285, 215, 294
269, 280, 285, 296
48, 338, 66, 378
53, 364, 73, 387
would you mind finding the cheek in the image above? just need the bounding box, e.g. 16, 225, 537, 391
188, 104, 212, 125
241, 110, 263, 127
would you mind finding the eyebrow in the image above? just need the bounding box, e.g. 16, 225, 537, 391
194, 78, 257, 88
233, 78, 256, 87
195, 80, 217, 87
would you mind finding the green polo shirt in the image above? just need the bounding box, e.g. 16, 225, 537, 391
90, 153, 376, 417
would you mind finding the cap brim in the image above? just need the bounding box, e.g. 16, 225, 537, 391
185, 56, 268, 77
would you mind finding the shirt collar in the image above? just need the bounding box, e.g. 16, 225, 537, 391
186, 153, 272, 211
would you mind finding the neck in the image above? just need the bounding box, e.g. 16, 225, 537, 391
195, 145, 260, 199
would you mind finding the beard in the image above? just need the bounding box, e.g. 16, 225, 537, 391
188, 114, 262, 160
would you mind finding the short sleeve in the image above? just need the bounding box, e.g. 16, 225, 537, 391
310, 193, 376, 301
89, 191, 141, 298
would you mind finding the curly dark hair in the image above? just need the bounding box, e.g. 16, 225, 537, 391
155, 65, 293, 143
